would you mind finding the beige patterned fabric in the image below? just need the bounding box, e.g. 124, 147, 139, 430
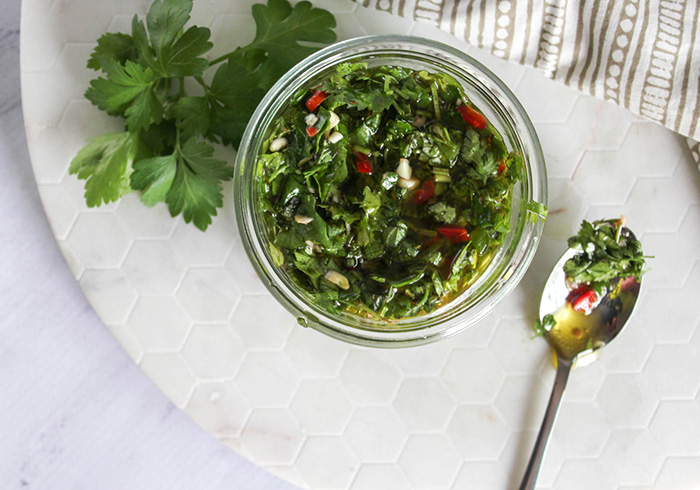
355, 0, 700, 167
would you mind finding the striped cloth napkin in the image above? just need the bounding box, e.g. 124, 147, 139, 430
355, 0, 700, 167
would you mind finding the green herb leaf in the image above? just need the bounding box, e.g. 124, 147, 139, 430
368, 90, 395, 112
384, 222, 408, 249
208, 59, 267, 147
428, 201, 457, 224
157, 26, 212, 76
251, 0, 337, 68
533, 314, 556, 337
175, 96, 210, 141
87, 33, 137, 70
69, 132, 140, 207
165, 139, 233, 230
381, 172, 399, 190
294, 251, 324, 280
352, 114, 382, 146
361, 186, 381, 215
460, 129, 498, 179
526, 200, 548, 222
269, 243, 284, 267
146, 0, 193, 55
85, 59, 161, 132
130, 153, 177, 206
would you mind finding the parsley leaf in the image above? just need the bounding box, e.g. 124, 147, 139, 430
460, 129, 498, 179
526, 200, 548, 222
146, 0, 192, 54
131, 0, 212, 77
368, 91, 395, 112
428, 202, 456, 224
361, 187, 381, 215
294, 251, 324, 280
533, 314, 556, 337
87, 33, 137, 70
384, 222, 408, 249
175, 96, 210, 141
85, 59, 162, 132
157, 26, 212, 77
130, 153, 177, 206
251, 0, 336, 68
163, 139, 233, 230
69, 132, 140, 207
208, 59, 267, 147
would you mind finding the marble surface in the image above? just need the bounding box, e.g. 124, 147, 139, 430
1, 1, 293, 488
15, 0, 700, 489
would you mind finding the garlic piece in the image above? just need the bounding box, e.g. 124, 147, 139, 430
304, 113, 319, 127
396, 158, 412, 180
305, 240, 321, 254
398, 177, 420, 190
269, 137, 288, 152
324, 270, 350, 290
328, 111, 340, 130
294, 215, 313, 225
324, 111, 341, 139
328, 131, 344, 144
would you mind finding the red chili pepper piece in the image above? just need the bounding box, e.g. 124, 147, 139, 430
355, 152, 372, 174
357, 160, 372, 174
457, 104, 487, 129
305, 90, 327, 112
498, 162, 506, 175
306, 126, 318, 137
566, 285, 598, 313
437, 226, 471, 243
413, 179, 435, 205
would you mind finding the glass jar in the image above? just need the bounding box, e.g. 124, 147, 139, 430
234, 35, 547, 347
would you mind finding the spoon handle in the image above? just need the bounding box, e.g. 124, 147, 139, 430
519, 357, 573, 490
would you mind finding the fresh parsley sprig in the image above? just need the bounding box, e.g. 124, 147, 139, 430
70, 0, 336, 230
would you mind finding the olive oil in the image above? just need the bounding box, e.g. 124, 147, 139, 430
547, 303, 600, 361
545, 278, 639, 362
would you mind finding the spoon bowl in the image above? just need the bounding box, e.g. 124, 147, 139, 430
539, 227, 642, 365
519, 227, 642, 490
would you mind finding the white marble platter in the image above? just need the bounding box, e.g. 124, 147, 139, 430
20, 0, 700, 488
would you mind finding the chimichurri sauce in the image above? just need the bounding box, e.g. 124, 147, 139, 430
256, 62, 521, 320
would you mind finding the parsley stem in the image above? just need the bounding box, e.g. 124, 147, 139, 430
209, 47, 245, 66
194, 76, 209, 93
178, 77, 185, 97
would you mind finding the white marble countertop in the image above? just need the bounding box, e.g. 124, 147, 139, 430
0, 1, 293, 488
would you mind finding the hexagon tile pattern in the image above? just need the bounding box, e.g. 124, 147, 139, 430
21, 0, 700, 489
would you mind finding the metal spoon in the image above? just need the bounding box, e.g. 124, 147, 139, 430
519, 227, 642, 490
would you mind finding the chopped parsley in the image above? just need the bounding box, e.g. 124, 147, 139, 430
533, 314, 557, 337
257, 63, 523, 320
563, 217, 648, 294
